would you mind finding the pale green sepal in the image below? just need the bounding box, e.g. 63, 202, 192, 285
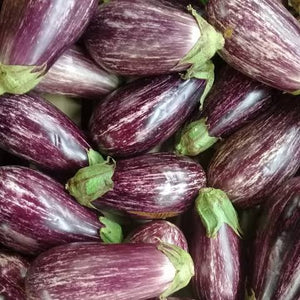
288, 0, 300, 14
157, 242, 194, 300
65, 157, 115, 209
87, 149, 105, 166
99, 216, 123, 244
290, 89, 300, 95
0, 63, 46, 95
195, 187, 242, 238
175, 118, 218, 156
245, 288, 256, 300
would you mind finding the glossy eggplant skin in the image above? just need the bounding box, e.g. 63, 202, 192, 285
0, 0, 97, 69
0, 93, 91, 174
84, 0, 200, 76
206, 0, 300, 92
35, 46, 120, 99
93, 153, 206, 219
0, 250, 29, 300
0, 166, 103, 255
208, 97, 300, 208
250, 177, 300, 300
202, 65, 274, 137
183, 209, 243, 300
90, 75, 205, 157
127, 220, 188, 251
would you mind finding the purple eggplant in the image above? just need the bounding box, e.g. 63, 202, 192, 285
0, 0, 97, 95
0, 166, 122, 255
126, 220, 188, 251
89, 74, 206, 157
67, 153, 206, 219
0, 249, 29, 300
206, 0, 300, 93
0, 93, 104, 174
249, 177, 300, 300
35, 46, 120, 99
208, 96, 300, 208
176, 65, 274, 156
183, 188, 243, 300
25, 241, 194, 300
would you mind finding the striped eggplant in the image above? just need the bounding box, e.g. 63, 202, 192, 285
208, 96, 300, 208
89, 74, 206, 157
249, 177, 300, 300
126, 220, 188, 251
35, 46, 120, 99
0, 249, 29, 300
67, 153, 206, 219
0, 0, 97, 95
25, 242, 194, 300
206, 0, 300, 93
0, 166, 122, 255
183, 188, 243, 300
0, 93, 104, 174
176, 65, 274, 156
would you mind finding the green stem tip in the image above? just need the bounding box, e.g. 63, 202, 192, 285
175, 118, 218, 156
157, 242, 195, 300
87, 149, 105, 166
195, 187, 242, 238
99, 216, 123, 244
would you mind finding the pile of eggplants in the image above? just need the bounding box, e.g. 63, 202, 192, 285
0, 0, 299, 299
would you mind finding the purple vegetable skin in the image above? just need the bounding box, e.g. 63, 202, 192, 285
208, 97, 300, 208
25, 242, 194, 300
206, 0, 300, 93
35, 46, 120, 99
89, 74, 206, 157
0, 250, 29, 300
249, 177, 300, 300
67, 153, 206, 219
0, 93, 103, 174
0, 166, 122, 255
127, 220, 188, 251
176, 65, 274, 155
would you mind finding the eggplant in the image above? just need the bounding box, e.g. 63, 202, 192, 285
0, 166, 122, 255
0, 0, 97, 95
182, 188, 243, 300
35, 46, 120, 99
0, 249, 29, 300
25, 241, 194, 300
0, 93, 104, 174
126, 220, 188, 251
208, 96, 300, 208
67, 153, 206, 219
249, 177, 300, 300
176, 65, 274, 156
206, 0, 300, 93
89, 74, 206, 157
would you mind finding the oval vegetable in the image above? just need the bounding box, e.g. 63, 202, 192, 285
25, 242, 194, 300
127, 220, 188, 251
67, 153, 206, 219
0, 0, 97, 95
0, 166, 122, 255
176, 65, 274, 156
89, 74, 206, 157
0, 93, 103, 174
35, 46, 120, 99
208, 97, 300, 207
206, 0, 300, 93
183, 188, 243, 300
249, 177, 300, 300
0, 249, 29, 300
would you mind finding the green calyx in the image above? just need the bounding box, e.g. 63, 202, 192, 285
0, 63, 46, 95
195, 187, 242, 238
245, 289, 256, 300
99, 216, 123, 244
65, 157, 115, 209
157, 242, 194, 300
175, 118, 218, 156
87, 149, 105, 166
290, 89, 300, 95
179, 5, 225, 108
